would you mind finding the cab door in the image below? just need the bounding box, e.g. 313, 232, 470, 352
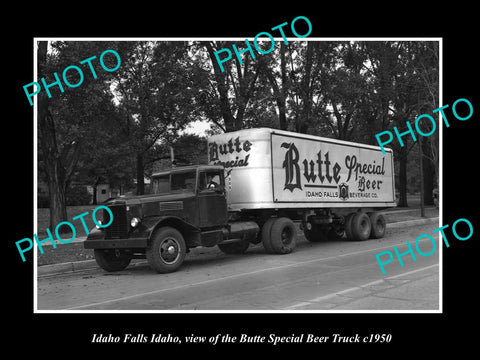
197, 170, 228, 228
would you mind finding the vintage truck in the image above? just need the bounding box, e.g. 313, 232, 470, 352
84, 128, 396, 273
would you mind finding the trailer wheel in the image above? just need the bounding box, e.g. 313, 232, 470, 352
345, 213, 355, 241
269, 217, 297, 254
369, 212, 386, 239
218, 239, 250, 254
261, 218, 277, 253
94, 249, 131, 272
146, 227, 186, 273
350, 212, 372, 241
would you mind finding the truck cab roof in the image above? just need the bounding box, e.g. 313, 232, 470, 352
151, 164, 224, 178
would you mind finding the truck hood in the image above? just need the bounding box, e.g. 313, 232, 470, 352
103, 192, 195, 220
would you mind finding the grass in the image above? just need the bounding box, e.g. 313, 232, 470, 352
37, 205, 101, 238
37, 242, 95, 266
36, 205, 100, 266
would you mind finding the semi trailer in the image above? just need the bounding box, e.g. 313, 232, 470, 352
84, 128, 396, 273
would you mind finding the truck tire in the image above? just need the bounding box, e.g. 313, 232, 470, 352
269, 217, 297, 254
218, 239, 250, 254
94, 249, 131, 272
304, 223, 328, 242
261, 218, 277, 253
146, 227, 186, 273
350, 212, 372, 241
369, 212, 386, 239
344, 213, 355, 241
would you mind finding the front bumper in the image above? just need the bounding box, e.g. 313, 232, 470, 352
83, 228, 147, 249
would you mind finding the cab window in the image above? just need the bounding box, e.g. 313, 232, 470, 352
199, 171, 224, 192
151, 175, 169, 194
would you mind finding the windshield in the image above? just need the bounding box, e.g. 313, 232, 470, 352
151, 171, 196, 194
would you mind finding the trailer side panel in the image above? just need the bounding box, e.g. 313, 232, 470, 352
271, 132, 395, 206
208, 128, 396, 211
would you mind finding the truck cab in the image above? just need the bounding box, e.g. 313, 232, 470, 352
84, 165, 256, 273
150, 165, 228, 229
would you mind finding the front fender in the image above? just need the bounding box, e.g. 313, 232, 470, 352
84, 227, 149, 249
84, 216, 200, 249
134, 216, 200, 241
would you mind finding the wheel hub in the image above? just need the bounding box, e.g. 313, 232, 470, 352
159, 238, 180, 264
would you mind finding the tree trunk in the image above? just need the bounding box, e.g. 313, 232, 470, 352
278, 42, 287, 130
264, 60, 287, 130
277, 98, 287, 130
422, 138, 435, 205
205, 42, 236, 132
297, 42, 314, 134
397, 146, 408, 207
37, 40, 68, 230
136, 153, 145, 195
92, 180, 98, 205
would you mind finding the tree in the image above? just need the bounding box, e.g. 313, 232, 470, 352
409, 41, 439, 205
112, 41, 199, 194
37, 41, 68, 230
362, 41, 439, 207
321, 42, 371, 141
203, 41, 261, 132
258, 41, 288, 130
37, 40, 120, 228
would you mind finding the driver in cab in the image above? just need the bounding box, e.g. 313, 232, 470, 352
201, 173, 223, 192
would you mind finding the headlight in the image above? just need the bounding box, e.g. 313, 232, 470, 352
130, 217, 141, 228
95, 220, 103, 229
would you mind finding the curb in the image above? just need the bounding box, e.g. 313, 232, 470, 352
387, 217, 439, 229
37, 259, 98, 277
37, 216, 440, 277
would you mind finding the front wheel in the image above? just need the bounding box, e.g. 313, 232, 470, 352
94, 249, 131, 272
146, 227, 186, 273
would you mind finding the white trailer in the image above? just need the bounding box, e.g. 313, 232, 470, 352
208, 128, 396, 250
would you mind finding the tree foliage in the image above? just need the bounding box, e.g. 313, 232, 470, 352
38, 39, 439, 218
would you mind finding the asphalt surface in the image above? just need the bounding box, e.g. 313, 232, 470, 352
36, 216, 440, 311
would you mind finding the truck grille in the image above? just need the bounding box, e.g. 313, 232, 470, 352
103, 205, 129, 239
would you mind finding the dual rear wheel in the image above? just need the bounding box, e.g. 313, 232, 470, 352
344, 211, 386, 241
305, 212, 386, 242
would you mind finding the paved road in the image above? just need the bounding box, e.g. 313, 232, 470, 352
37, 222, 440, 311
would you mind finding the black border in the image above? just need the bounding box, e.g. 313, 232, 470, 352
7, 5, 479, 355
